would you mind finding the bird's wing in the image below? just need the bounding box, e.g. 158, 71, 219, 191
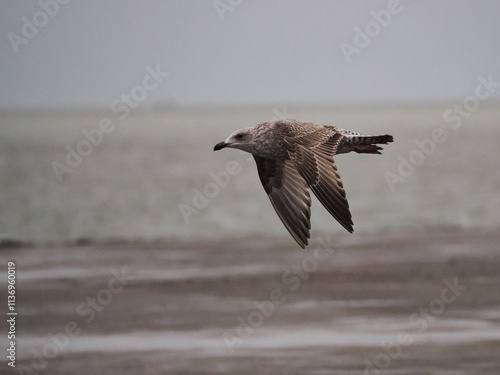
287, 131, 354, 233
254, 155, 312, 248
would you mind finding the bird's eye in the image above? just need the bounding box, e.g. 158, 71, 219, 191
235, 133, 244, 139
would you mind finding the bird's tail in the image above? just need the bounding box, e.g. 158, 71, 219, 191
346, 134, 394, 155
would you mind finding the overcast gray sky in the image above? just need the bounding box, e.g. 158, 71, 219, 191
1, 0, 500, 109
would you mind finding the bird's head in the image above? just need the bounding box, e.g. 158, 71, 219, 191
213, 127, 257, 153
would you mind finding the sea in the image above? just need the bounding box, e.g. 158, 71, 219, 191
1, 103, 499, 244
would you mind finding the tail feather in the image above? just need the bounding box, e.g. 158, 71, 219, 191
353, 144, 385, 154
349, 134, 394, 155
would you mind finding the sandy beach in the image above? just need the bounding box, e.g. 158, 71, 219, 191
2, 228, 500, 374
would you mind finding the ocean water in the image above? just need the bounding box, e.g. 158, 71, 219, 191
1, 104, 499, 243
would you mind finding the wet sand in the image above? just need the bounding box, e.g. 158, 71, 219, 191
2, 228, 500, 374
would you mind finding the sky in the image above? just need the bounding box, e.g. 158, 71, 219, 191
1, 0, 500, 109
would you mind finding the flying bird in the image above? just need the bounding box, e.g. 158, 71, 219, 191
213, 119, 393, 248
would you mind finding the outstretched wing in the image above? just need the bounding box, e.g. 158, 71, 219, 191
254, 155, 312, 248
288, 131, 354, 233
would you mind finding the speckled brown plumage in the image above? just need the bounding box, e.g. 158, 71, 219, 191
214, 119, 393, 248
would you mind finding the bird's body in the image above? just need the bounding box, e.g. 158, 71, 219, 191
214, 119, 393, 248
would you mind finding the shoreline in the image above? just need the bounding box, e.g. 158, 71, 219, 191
1, 224, 496, 249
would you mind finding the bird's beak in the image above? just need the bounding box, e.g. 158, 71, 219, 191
213, 142, 228, 151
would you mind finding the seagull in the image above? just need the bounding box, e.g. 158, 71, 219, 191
213, 119, 393, 248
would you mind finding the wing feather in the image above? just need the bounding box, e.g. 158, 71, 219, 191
254, 155, 312, 248
288, 132, 354, 233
